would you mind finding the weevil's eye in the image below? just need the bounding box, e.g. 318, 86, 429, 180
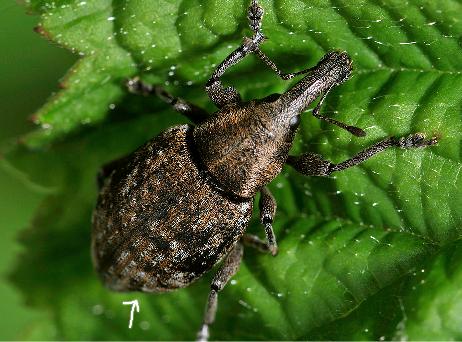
289, 115, 300, 128
263, 93, 280, 102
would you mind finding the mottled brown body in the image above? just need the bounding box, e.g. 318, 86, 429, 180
194, 99, 297, 198
92, 125, 253, 292
92, 1, 437, 340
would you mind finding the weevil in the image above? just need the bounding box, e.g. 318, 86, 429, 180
92, 0, 438, 340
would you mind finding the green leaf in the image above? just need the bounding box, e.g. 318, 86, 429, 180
8, 0, 462, 340
24, 0, 137, 147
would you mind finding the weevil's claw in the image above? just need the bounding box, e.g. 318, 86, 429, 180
269, 244, 278, 256
347, 125, 366, 137
396, 133, 438, 148
197, 324, 209, 342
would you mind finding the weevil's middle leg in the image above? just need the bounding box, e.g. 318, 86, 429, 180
286, 133, 438, 177
258, 186, 278, 256
197, 242, 244, 342
242, 234, 272, 253
126, 77, 209, 124
242, 187, 278, 255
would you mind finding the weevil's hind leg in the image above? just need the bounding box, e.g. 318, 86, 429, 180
286, 133, 438, 177
205, 0, 266, 107
311, 84, 366, 137
197, 243, 244, 342
126, 77, 209, 124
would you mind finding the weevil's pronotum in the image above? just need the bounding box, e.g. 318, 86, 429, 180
92, 0, 438, 340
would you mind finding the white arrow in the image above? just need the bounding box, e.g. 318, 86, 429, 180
122, 299, 140, 329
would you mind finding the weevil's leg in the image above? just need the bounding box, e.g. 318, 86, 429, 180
242, 234, 272, 253
311, 84, 366, 137
258, 186, 278, 256
236, 187, 279, 256
205, 0, 266, 107
126, 77, 209, 124
197, 242, 244, 342
248, 0, 313, 80
254, 48, 316, 80
286, 133, 438, 176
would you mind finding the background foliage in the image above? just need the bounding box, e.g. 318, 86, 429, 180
2, 0, 462, 340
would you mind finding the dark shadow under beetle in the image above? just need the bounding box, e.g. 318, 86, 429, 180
91, 1, 438, 341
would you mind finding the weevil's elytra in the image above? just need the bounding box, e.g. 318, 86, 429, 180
92, 125, 253, 292
92, 0, 438, 340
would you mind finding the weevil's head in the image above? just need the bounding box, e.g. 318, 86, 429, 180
193, 51, 353, 198
278, 51, 353, 116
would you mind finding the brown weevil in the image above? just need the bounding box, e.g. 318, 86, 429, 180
92, 0, 438, 340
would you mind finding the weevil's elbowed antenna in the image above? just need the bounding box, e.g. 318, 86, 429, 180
278, 51, 366, 137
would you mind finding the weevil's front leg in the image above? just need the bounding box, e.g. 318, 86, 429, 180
206, 0, 265, 107
311, 84, 366, 137
286, 133, 438, 176
197, 242, 244, 342
126, 77, 209, 124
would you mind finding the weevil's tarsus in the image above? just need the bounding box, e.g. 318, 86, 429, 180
311, 84, 366, 137
197, 323, 210, 342
127, 77, 209, 124
395, 132, 438, 148
197, 243, 244, 342
248, 0, 264, 35
264, 223, 278, 256
259, 187, 278, 256
287, 133, 438, 176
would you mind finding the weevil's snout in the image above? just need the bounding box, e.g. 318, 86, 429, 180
279, 50, 353, 116
257, 93, 301, 133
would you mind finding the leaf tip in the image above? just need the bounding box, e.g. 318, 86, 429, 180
33, 25, 52, 41
29, 113, 40, 125
58, 81, 68, 90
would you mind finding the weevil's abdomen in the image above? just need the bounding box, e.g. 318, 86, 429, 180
92, 125, 253, 292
